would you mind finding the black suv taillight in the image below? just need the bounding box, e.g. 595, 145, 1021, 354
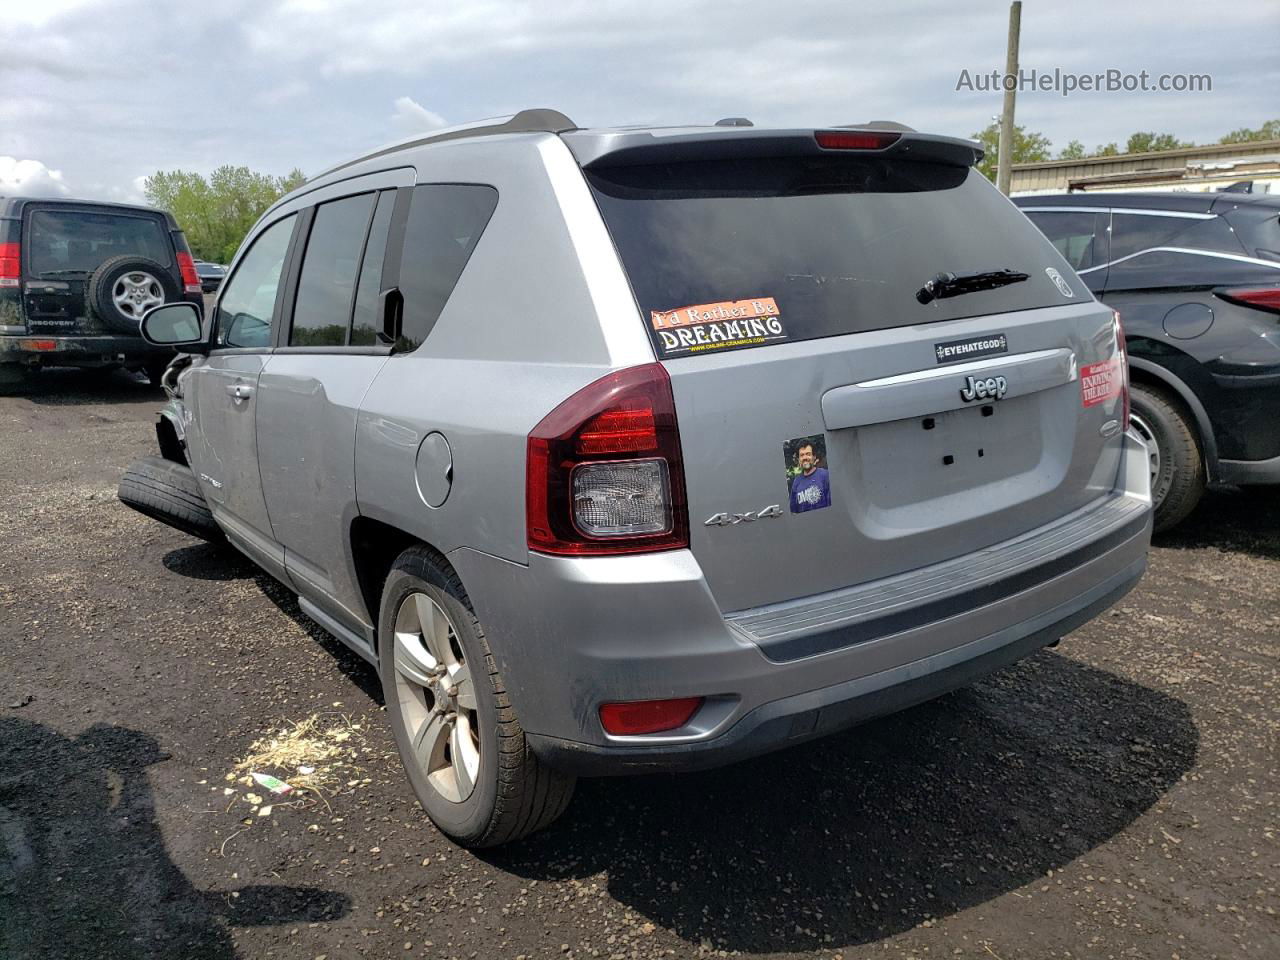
527, 363, 688, 556
1217, 286, 1280, 314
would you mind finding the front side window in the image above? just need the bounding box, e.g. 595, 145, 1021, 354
215, 214, 296, 349
27, 209, 170, 276
396, 184, 499, 351
1024, 211, 1103, 271
290, 193, 377, 346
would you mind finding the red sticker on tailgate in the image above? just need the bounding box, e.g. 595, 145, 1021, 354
1080, 356, 1121, 407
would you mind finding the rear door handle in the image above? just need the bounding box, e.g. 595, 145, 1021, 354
226, 383, 253, 400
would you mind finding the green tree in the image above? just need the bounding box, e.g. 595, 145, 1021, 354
970, 121, 1052, 181
1124, 132, 1191, 154
1219, 119, 1280, 144
144, 165, 306, 264
1092, 142, 1121, 157
1057, 139, 1086, 160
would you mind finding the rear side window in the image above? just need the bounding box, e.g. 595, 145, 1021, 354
1225, 211, 1280, 262
587, 158, 1078, 359
396, 184, 499, 352
1024, 211, 1105, 271
290, 193, 377, 346
26, 209, 170, 276
1108, 212, 1243, 262
350, 191, 397, 346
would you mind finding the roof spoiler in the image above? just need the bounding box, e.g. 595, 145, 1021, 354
565, 127, 983, 170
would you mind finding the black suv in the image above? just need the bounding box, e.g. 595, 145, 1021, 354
1015, 192, 1280, 531
0, 197, 204, 387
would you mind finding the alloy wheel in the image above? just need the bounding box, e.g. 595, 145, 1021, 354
391, 592, 480, 803
111, 271, 165, 319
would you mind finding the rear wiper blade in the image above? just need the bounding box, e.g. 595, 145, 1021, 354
915, 268, 1029, 305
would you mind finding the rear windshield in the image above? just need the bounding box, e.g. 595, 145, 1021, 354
587, 157, 1081, 359
26, 209, 171, 276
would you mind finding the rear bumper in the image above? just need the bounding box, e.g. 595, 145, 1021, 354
528, 555, 1144, 774
449, 431, 1153, 776
0, 334, 174, 367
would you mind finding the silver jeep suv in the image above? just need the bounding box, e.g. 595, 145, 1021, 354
123, 109, 1152, 847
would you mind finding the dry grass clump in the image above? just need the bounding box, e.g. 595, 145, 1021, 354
231, 713, 362, 792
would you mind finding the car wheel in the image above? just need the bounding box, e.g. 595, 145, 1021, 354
84, 255, 180, 335
1129, 383, 1204, 533
378, 546, 575, 847
118, 455, 224, 542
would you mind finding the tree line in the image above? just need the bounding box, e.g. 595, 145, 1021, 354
971, 118, 1279, 182
144, 166, 306, 264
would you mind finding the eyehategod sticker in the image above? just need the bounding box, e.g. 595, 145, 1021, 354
650, 297, 787, 356
783, 434, 832, 514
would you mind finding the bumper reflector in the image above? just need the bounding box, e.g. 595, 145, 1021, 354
599, 697, 703, 735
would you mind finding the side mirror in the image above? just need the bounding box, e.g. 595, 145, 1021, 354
141, 302, 207, 353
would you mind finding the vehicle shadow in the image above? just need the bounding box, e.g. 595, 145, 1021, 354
254, 573, 386, 707
163, 542, 256, 581
0, 717, 350, 960
487, 650, 1196, 954
3, 366, 165, 406
1155, 485, 1280, 560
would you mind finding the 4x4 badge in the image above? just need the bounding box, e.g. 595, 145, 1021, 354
960, 374, 1007, 402
705, 505, 784, 526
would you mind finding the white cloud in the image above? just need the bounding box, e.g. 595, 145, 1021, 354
0, 157, 71, 197
0, 0, 1276, 200
391, 96, 447, 134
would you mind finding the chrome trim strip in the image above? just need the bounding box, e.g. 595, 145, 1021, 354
1078, 245, 1280, 275
1019, 206, 1214, 220
855, 347, 1070, 387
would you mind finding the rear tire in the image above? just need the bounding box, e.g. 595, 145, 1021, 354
378, 546, 575, 847
1129, 383, 1204, 533
117, 455, 224, 542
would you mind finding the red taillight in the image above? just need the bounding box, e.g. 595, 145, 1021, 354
1218, 286, 1280, 313
175, 251, 202, 294
814, 130, 901, 151
599, 697, 704, 735
576, 408, 658, 455
527, 363, 689, 555
1114, 310, 1130, 431
0, 242, 19, 287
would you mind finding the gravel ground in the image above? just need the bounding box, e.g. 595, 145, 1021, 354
1, 369, 1277, 960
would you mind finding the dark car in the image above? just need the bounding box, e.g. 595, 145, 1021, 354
0, 196, 204, 388
193, 260, 226, 293
1015, 192, 1280, 531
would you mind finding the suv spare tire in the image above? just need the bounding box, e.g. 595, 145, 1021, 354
84, 255, 180, 334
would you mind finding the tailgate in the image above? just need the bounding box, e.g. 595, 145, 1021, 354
665, 303, 1123, 611
584, 136, 1126, 612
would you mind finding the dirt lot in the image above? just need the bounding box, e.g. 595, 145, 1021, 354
1, 370, 1277, 960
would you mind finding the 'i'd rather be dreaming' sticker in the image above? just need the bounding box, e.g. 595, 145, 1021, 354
649, 297, 788, 357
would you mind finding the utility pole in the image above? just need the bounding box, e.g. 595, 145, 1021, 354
996, 1, 1022, 195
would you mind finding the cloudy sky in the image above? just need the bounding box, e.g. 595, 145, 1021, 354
2, 0, 1277, 202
